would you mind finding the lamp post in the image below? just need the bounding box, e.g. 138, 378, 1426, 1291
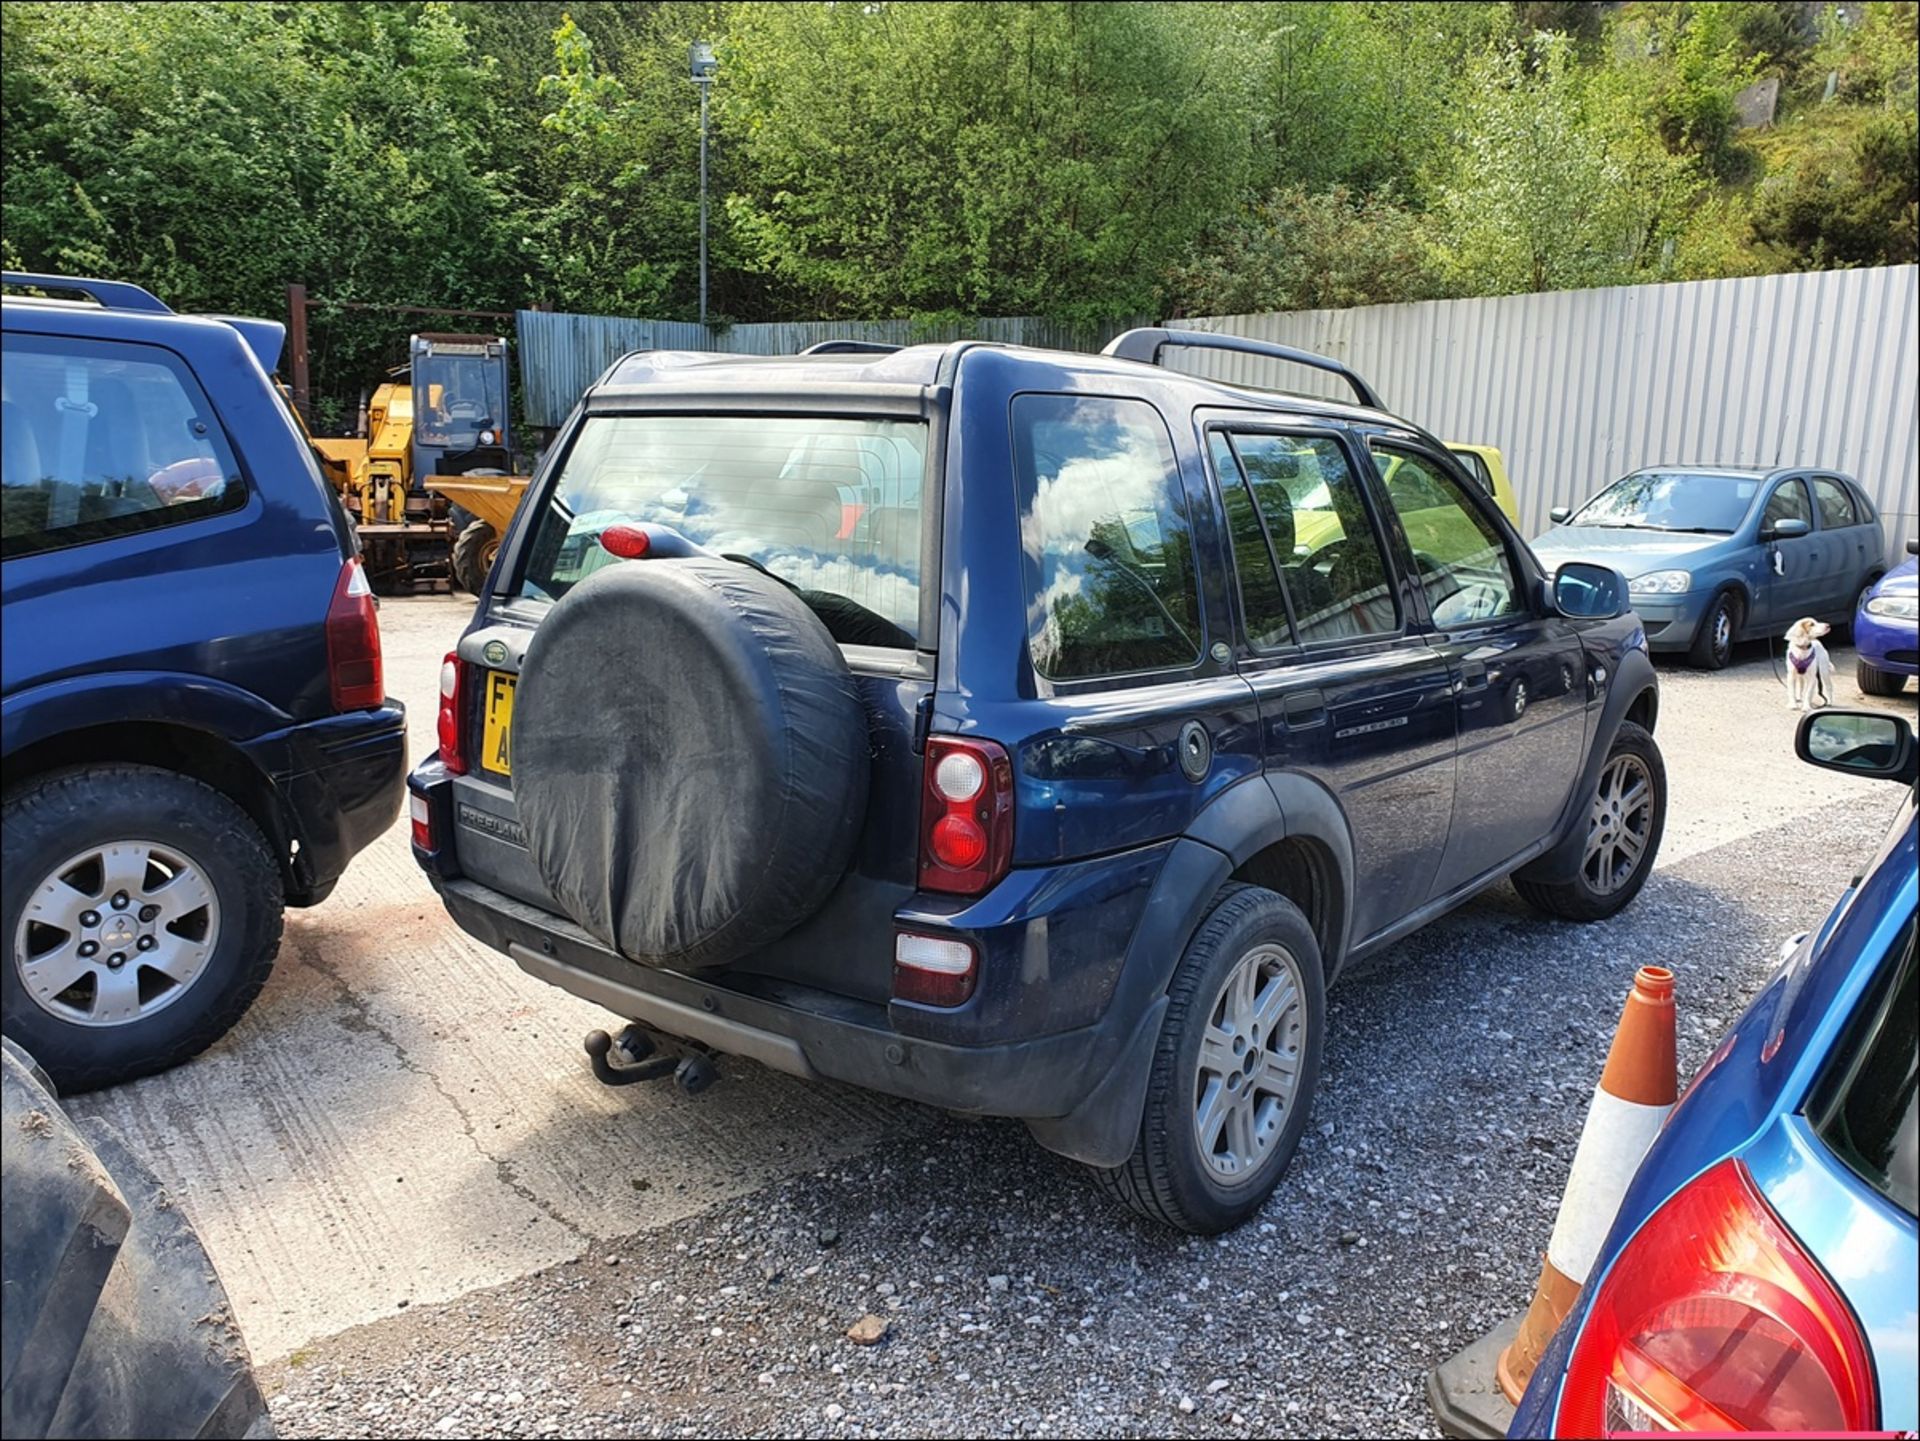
689, 41, 717, 326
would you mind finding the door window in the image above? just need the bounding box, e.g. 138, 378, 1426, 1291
1762, 477, 1812, 530
1372, 444, 1522, 627
1229, 433, 1399, 644
1812, 476, 1859, 530
1012, 394, 1202, 680
1207, 432, 1292, 649
1, 333, 245, 558
1450, 448, 1496, 498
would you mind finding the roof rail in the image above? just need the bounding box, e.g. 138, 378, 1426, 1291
1102, 327, 1383, 412
799, 340, 903, 356
1, 271, 172, 315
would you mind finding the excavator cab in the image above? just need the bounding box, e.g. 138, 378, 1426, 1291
410, 334, 511, 484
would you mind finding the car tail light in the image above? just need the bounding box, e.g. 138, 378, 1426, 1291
599, 523, 652, 559
1557, 1158, 1875, 1437
894, 932, 977, 1007
437, 651, 468, 775
325, 557, 384, 710
918, 737, 1013, 895
409, 791, 434, 851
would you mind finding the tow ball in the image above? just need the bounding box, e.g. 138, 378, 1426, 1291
583, 1025, 718, 1095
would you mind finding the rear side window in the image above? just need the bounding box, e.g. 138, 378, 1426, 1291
1812, 476, 1859, 530
519, 414, 927, 647
1013, 394, 1202, 681
2, 333, 246, 559
1811, 927, 1917, 1217
1231, 433, 1399, 644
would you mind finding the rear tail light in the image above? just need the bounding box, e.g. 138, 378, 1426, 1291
1557, 1158, 1875, 1437
325, 557, 384, 710
893, 932, 977, 1007
437, 651, 468, 775
599, 524, 652, 559
409, 791, 434, 851
918, 737, 1012, 895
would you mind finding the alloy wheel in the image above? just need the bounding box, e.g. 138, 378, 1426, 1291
1583, 754, 1656, 896
14, 840, 221, 1026
1193, 942, 1306, 1184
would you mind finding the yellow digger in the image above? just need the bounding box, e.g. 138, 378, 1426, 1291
298, 333, 529, 593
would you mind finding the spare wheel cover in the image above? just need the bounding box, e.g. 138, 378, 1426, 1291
512, 557, 870, 968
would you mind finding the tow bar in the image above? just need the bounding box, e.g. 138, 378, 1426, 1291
584, 1024, 718, 1095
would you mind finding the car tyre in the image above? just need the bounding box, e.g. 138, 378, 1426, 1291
1686, 589, 1741, 670
1095, 883, 1325, 1234
1856, 657, 1908, 697
2, 766, 284, 1092
1514, 721, 1667, 922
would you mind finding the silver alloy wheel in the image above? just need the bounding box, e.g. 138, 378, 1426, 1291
1583, 753, 1655, 896
1193, 942, 1306, 1184
13, 840, 221, 1027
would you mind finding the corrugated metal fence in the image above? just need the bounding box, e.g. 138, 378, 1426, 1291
515, 309, 1142, 428
1166, 265, 1918, 563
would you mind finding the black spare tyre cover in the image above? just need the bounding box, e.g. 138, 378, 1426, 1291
513, 557, 871, 969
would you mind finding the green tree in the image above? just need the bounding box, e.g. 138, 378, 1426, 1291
1427, 34, 1695, 294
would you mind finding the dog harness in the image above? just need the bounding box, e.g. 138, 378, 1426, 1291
1789, 649, 1816, 674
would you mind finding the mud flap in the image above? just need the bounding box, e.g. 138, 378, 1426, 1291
0, 1039, 271, 1440
1024, 995, 1168, 1168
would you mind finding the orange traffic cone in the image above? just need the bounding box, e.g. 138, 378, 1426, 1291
1495, 965, 1677, 1404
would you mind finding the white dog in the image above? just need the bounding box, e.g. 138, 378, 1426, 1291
1784, 617, 1834, 710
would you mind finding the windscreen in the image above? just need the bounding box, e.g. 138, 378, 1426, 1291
414, 347, 507, 450
519, 414, 927, 646
1570, 471, 1759, 533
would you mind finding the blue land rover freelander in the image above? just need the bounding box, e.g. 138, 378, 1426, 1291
410, 331, 1663, 1233
2, 272, 407, 1091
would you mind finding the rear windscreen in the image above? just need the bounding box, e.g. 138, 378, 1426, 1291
518, 414, 927, 647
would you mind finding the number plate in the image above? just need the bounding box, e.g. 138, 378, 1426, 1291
481, 671, 515, 776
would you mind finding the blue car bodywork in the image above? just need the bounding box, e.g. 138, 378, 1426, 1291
1, 277, 407, 915
410, 338, 1664, 1192
1512, 747, 1919, 1435
1855, 547, 1918, 687
1532, 467, 1885, 658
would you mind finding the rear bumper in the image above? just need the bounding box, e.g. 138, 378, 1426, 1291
433, 874, 1117, 1122
243, 700, 407, 905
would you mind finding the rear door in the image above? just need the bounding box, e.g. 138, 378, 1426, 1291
1203, 421, 1457, 945
1368, 439, 1588, 892
1811, 474, 1875, 612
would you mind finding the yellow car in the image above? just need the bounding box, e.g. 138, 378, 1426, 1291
1442, 442, 1520, 526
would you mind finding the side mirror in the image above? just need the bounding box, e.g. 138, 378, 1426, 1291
1762, 517, 1811, 542
1552, 561, 1627, 619
1797, 709, 1917, 784
1549, 506, 1573, 525
1906, 538, 1917, 557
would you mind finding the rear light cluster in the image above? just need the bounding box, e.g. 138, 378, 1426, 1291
437, 651, 468, 775
325, 557, 384, 711
409, 791, 434, 852
892, 932, 977, 1008
1557, 1158, 1875, 1436
917, 737, 1012, 895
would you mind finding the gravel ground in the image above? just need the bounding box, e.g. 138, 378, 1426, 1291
262, 780, 1906, 1440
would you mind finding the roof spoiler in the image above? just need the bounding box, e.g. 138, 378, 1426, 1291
798, 340, 903, 356
209, 316, 288, 374
2, 271, 172, 315
1102, 327, 1383, 412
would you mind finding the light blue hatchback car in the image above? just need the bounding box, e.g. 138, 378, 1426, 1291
1533, 467, 1886, 670
1512, 706, 1918, 1438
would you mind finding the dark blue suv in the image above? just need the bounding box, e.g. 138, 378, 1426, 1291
410, 332, 1663, 1232
1, 273, 407, 1091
